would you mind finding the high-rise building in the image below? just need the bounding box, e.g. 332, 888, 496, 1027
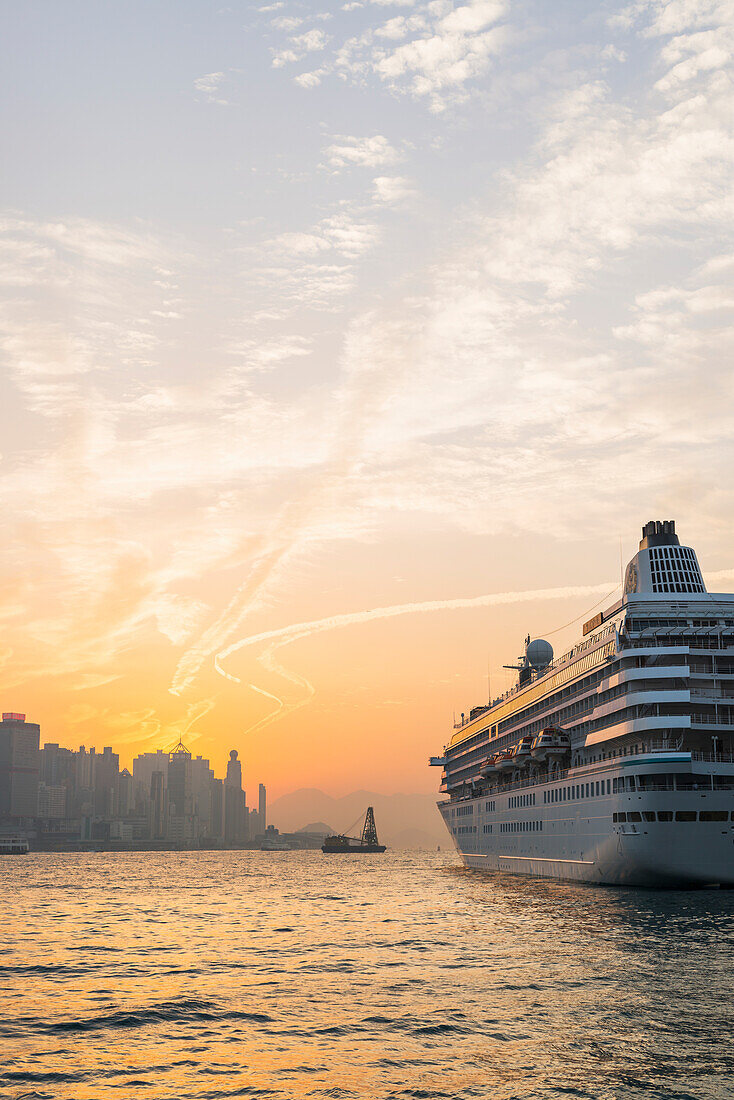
191, 755, 214, 838
37, 783, 67, 819
40, 743, 76, 821
168, 741, 193, 819
40, 743, 75, 787
149, 771, 166, 839
132, 750, 169, 807
224, 749, 246, 843
258, 783, 267, 832
73, 746, 95, 817
118, 769, 133, 816
210, 777, 224, 840
93, 746, 119, 817
0, 713, 40, 820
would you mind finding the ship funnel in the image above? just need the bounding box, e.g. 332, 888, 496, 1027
624, 520, 706, 596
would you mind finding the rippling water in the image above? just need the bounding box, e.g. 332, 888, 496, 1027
1, 851, 733, 1100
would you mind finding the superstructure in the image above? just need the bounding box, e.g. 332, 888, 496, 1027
431, 521, 734, 886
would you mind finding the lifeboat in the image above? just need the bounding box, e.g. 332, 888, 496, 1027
532, 726, 570, 762
513, 735, 534, 766
479, 755, 498, 776
494, 750, 516, 771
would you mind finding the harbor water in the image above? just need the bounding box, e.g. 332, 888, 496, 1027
1, 850, 733, 1100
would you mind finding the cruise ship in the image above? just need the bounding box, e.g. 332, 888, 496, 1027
431, 521, 734, 887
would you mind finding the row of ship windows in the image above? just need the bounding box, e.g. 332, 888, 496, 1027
452, 771, 733, 815
500, 820, 543, 833
455, 826, 477, 834
509, 793, 535, 808
651, 578, 705, 594
544, 780, 609, 802
614, 810, 732, 822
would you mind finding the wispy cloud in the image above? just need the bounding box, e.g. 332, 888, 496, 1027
193, 71, 231, 104
325, 134, 401, 168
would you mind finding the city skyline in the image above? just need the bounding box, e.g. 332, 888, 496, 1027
1, 709, 270, 847
1, 1, 734, 799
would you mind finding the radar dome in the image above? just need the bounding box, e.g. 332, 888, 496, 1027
526, 638, 553, 669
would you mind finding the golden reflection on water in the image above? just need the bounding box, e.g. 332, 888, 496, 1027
1, 851, 733, 1100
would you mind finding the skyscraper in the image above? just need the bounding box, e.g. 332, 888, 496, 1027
93, 746, 119, 817
0, 713, 40, 821
224, 749, 246, 844
149, 771, 166, 839
258, 783, 267, 832
167, 741, 192, 818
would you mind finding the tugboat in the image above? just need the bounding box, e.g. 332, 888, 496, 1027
321, 806, 387, 854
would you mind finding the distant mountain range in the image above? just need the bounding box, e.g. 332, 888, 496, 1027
269, 788, 445, 849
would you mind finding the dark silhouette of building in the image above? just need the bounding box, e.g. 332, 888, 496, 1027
93, 746, 119, 817
259, 783, 267, 831
168, 740, 192, 818
224, 749, 246, 843
0, 713, 40, 821
149, 771, 166, 839
210, 777, 224, 840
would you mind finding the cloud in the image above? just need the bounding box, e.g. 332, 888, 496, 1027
325, 133, 401, 168
372, 175, 416, 204
227, 334, 314, 372
287, 0, 510, 109
193, 71, 231, 105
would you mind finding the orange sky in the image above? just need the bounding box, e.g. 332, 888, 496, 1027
2, 2, 734, 799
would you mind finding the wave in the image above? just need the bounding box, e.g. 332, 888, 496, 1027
2, 999, 275, 1037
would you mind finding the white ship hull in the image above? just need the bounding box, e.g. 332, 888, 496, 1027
439, 755, 734, 887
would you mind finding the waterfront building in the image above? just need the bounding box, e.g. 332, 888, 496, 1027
0, 713, 40, 821
37, 783, 67, 820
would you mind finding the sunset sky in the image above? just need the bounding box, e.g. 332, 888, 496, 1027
1, 0, 733, 798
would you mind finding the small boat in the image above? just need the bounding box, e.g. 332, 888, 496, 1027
0, 835, 29, 854
322, 807, 386, 854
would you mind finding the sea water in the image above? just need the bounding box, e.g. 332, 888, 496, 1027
1, 850, 733, 1100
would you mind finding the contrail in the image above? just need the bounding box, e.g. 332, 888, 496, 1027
214, 579, 619, 679
213, 578, 622, 737
215, 566, 734, 737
